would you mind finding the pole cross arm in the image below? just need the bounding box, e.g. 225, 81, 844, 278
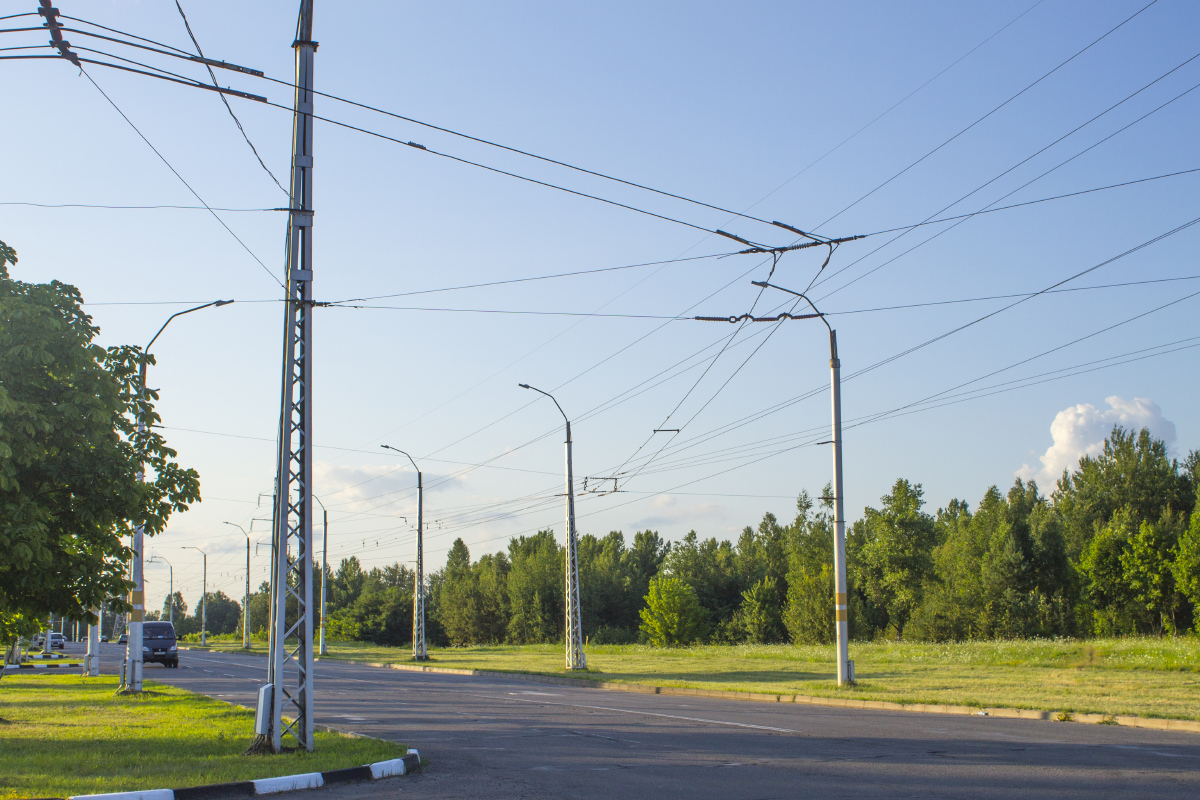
694, 312, 822, 323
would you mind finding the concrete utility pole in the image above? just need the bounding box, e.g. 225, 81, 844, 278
149, 555, 174, 626
265, 0, 317, 753
312, 497, 328, 656
182, 547, 207, 645
700, 281, 854, 686
86, 611, 99, 676
518, 384, 586, 670
381, 446, 426, 660
122, 299, 232, 693
223, 523, 254, 649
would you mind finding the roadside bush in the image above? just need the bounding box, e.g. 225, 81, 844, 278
639, 575, 708, 646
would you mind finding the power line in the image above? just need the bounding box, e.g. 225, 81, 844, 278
327, 304, 682, 320
80, 68, 283, 289
844, 213, 1200, 381
326, 252, 734, 304
7, 14, 835, 246
814, 0, 1160, 231
813, 55, 1200, 299
861, 166, 1200, 238
0, 201, 280, 211
172, 0, 287, 195
741, 0, 1048, 216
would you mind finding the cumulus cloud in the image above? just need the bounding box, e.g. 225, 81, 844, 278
315, 461, 462, 513
1017, 396, 1176, 485
629, 494, 726, 529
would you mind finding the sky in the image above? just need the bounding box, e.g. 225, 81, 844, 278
3, 0, 1198, 612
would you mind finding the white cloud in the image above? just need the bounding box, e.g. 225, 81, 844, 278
628, 494, 726, 530
1018, 396, 1176, 485
315, 461, 462, 514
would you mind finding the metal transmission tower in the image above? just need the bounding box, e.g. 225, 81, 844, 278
265, 0, 317, 753
697, 280, 854, 686
381, 446, 427, 660
519, 384, 586, 670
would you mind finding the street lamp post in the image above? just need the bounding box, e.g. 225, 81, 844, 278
518, 383, 586, 670
380, 446, 426, 660
148, 555, 174, 626
123, 299, 233, 693
748, 280, 852, 686
223, 522, 254, 649
181, 547, 208, 646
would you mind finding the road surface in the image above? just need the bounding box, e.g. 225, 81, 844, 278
68, 642, 1200, 798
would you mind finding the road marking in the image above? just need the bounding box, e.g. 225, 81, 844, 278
509, 691, 561, 696
478, 693, 803, 734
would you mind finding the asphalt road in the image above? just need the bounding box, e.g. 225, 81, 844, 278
65, 642, 1200, 798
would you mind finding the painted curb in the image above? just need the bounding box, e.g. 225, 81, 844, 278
5, 662, 82, 670
64, 751, 420, 800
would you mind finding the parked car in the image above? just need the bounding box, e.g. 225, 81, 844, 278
118, 633, 128, 645
141, 621, 179, 668
49, 633, 65, 650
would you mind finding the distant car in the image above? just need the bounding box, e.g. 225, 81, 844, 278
100, 635, 109, 643
49, 633, 65, 650
141, 621, 179, 668
118, 633, 128, 645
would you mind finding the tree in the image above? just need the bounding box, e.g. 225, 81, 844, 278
1054, 426, 1193, 560
854, 479, 937, 639
197, 591, 242, 636
0, 240, 199, 643
734, 577, 785, 643
1174, 494, 1200, 618
784, 490, 836, 645
640, 575, 707, 646
1080, 508, 1142, 635
506, 531, 561, 644
162, 592, 187, 623
1121, 512, 1185, 635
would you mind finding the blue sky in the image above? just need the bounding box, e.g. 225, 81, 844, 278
3, 0, 1197, 608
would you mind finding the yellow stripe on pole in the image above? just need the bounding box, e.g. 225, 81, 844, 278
836, 609, 848, 622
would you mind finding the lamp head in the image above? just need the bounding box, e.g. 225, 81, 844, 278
215, 299, 235, 307
751, 280, 768, 288
518, 383, 530, 389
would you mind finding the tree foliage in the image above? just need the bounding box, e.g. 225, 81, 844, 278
639, 574, 707, 646
0, 241, 199, 642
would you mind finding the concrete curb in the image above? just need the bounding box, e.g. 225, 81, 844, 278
63, 751, 420, 800
5, 662, 81, 670
334, 657, 1200, 736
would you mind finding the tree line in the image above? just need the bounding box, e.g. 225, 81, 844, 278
237, 425, 1198, 647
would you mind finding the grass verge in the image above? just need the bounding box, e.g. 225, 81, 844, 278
0, 675, 405, 800
204, 636, 1200, 722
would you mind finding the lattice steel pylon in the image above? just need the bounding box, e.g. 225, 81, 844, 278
267, 0, 317, 753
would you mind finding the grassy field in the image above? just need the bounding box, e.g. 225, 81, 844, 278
0, 675, 406, 800
203, 635, 1200, 721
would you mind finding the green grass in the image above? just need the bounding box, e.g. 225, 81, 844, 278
206, 636, 1200, 722
0, 675, 406, 800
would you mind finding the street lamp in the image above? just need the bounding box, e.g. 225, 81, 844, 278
748, 280, 852, 685
181, 546, 208, 646
223, 522, 255, 649
124, 299, 233, 693
380, 446, 427, 661
147, 555, 174, 626
518, 383, 586, 670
